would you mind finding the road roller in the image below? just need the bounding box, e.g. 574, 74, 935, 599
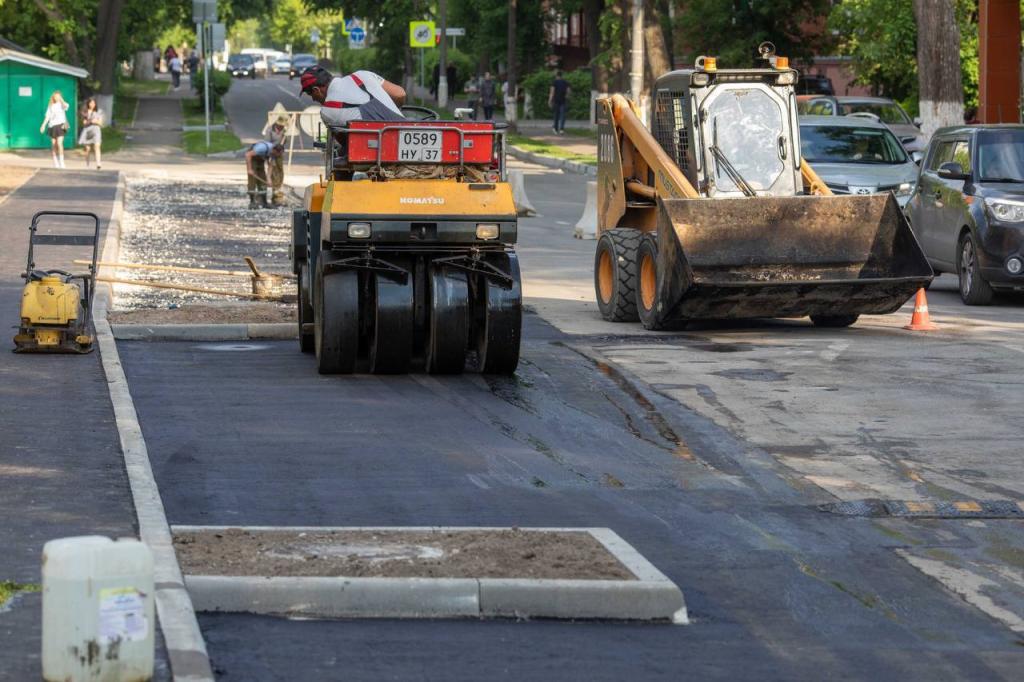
292, 107, 521, 374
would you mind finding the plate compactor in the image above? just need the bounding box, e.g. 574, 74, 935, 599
13, 211, 101, 354
293, 108, 521, 375
594, 44, 933, 329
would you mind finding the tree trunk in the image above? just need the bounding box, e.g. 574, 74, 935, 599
914, 0, 964, 137
643, 0, 671, 80
583, 0, 607, 92
506, 0, 517, 130
93, 0, 126, 96
32, 0, 82, 67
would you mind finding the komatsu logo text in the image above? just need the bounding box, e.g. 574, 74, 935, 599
399, 197, 445, 205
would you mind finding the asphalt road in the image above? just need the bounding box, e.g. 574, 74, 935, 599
222, 74, 320, 152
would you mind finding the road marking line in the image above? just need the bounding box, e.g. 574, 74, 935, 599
94, 173, 214, 682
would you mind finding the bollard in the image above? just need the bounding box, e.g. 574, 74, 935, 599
42, 536, 154, 682
573, 181, 598, 239
509, 170, 537, 217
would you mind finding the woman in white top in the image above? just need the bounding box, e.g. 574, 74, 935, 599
78, 97, 104, 169
39, 90, 70, 168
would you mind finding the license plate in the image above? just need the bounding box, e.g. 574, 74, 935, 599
397, 130, 442, 163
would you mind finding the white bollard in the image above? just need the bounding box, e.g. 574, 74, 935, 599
42, 536, 154, 682
509, 170, 537, 217
574, 180, 598, 239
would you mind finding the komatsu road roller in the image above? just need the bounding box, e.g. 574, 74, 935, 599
13, 211, 100, 354
594, 44, 933, 329
292, 108, 521, 374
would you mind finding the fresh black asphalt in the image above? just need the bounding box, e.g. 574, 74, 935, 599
117, 313, 1024, 680
0, 170, 171, 680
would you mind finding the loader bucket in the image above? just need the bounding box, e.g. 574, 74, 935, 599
652, 194, 933, 324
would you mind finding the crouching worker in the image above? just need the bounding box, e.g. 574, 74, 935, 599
245, 141, 284, 209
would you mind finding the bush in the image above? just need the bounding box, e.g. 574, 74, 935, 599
333, 47, 382, 76
423, 48, 478, 94
191, 69, 232, 108
521, 69, 591, 120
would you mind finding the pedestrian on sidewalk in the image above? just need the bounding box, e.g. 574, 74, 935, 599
245, 141, 284, 209
39, 90, 69, 168
188, 51, 199, 90
549, 70, 570, 135
78, 97, 103, 169
169, 53, 182, 90
480, 71, 496, 120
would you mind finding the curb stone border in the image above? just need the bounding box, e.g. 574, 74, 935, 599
508, 144, 597, 176
95, 174, 215, 682
172, 525, 688, 624
111, 322, 297, 341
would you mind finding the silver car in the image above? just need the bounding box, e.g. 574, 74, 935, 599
799, 96, 927, 154
799, 116, 919, 206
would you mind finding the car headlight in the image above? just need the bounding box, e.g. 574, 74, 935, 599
347, 222, 372, 238
985, 198, 1024, 222
896, 182, 913, 196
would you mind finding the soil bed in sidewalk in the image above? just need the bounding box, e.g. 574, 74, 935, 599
174, 528, 635, 580
112, 177, 293, 311
107, 302, 296, 324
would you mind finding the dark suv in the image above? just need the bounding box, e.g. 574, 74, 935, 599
905, 125, 1024, 304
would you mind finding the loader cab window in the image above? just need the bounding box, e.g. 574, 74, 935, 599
703, 87, 787, 195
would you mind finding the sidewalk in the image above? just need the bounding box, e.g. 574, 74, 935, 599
0, 170, 170, 679
125, 96, 184, 157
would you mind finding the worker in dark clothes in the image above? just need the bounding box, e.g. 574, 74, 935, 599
245, 141, 284, 209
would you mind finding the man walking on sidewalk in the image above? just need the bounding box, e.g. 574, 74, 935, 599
549, 71, 570, 135
480, 72, 496, 120
169, 53, 182, 90
245, 141, 284, 209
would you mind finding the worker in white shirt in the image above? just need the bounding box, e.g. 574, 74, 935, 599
298, 65, 406, 126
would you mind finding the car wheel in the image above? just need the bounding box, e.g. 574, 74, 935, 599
958, 232, 994, 305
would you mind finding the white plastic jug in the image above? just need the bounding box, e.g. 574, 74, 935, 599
42, 536, 154, 682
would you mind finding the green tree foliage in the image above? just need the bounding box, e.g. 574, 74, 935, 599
228, 18, 267, 50
829, 0, 979, 110
270, 0, 314, 52
675, 0, 832, 68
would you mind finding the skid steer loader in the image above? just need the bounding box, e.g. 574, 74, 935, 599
594, 45, 933, 329
292, 107, 521, 374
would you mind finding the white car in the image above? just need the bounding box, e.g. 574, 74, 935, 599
271, 57, 291, 75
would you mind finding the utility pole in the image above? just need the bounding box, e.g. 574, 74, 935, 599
506, 0, 517, 130
438, 0, 449, 109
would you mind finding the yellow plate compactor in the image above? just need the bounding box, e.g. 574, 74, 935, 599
13, 211, 101, 354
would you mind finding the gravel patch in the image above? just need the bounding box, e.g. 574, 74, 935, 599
107, 303, 296, 324
113, 177, 294, 311
174, 528, 636, 580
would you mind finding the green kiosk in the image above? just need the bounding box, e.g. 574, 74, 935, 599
0, 46, 87, 150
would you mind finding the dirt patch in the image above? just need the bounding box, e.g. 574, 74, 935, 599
0, 166, 36, 203
108, 303, 296, 324
174, 528, 636, 580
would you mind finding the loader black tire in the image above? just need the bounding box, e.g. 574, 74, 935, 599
810, 314, 860, 328
595, 228, 641, 322
298, 264, 315, 353
314, 259, 360, 375
636, 234, 664, 330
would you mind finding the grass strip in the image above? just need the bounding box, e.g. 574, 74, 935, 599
0, 580, 40, 609
507, 134, 597, 166
182, 98, 227, 127
183, 130, 243, 155
118, 79, 171, 97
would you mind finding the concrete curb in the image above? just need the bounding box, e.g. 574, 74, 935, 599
172, 525, 687, 623
508, 144, 597, 176
94, 175, 215, 682
111, 322, 297, 341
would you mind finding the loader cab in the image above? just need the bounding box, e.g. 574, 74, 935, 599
650, 64, 803, 199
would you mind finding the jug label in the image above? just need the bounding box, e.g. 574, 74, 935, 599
99, 587, 148, 643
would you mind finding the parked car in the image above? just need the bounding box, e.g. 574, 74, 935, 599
799, 96, 927, 154
289, 53, 317, 79
227, 54, 256, 79
271, 57, 291, 75
799, 116, 918, 206
905, 125, 1024, 304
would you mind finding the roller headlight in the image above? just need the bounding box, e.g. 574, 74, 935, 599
347, 222, 372, 238
985, 198, 1024, 222
476, 223, 500, 240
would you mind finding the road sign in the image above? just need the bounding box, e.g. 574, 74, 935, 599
311, 28, 320, 45
210, 23, 225, 52
343, 17, 357, 36
409, 21, 435, 48
192, 0, 216, 23
349, 26, 366, 50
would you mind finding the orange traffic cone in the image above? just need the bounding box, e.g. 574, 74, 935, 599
904, 288, 938, 331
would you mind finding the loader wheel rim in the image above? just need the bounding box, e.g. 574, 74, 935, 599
640, 251, 656, 312
598, 249, 614, 304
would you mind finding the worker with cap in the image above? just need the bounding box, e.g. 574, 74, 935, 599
299, 65, 407, 126
245, 140, 284, 209
265, 114, 290, 206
